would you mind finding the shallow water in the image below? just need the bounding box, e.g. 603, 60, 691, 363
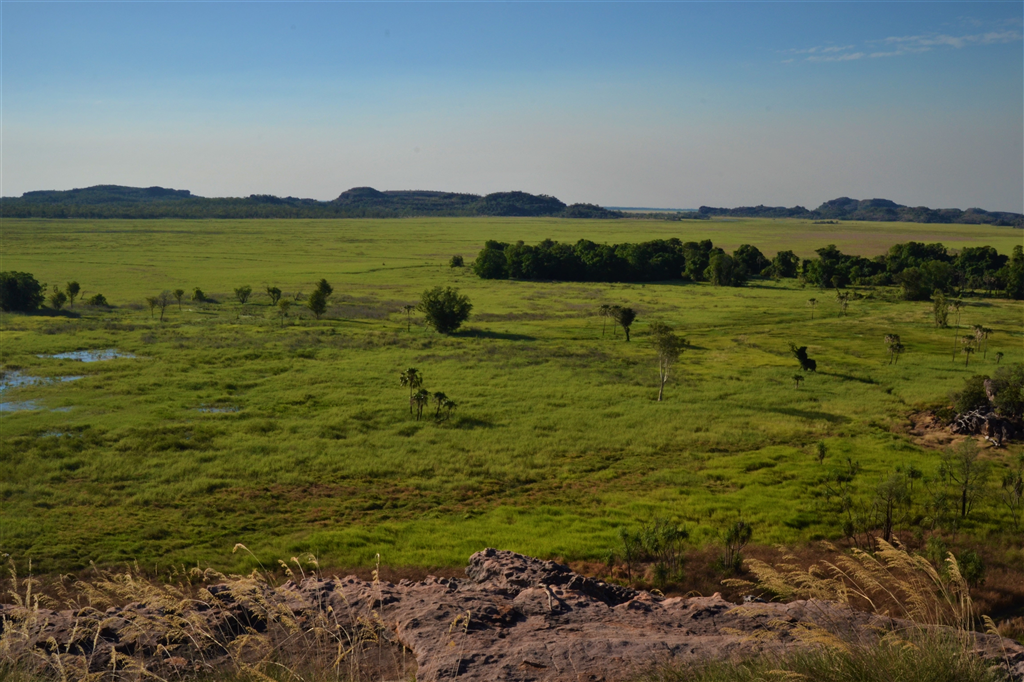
0, 400, 41, 412
196, 405, 240, 413
0, 371, 84, 393
40, 349, 135, 362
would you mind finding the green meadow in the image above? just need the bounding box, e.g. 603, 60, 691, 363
1, 217, 1021, 574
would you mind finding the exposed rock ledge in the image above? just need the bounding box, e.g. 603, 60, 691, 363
4, 548, 1022, 681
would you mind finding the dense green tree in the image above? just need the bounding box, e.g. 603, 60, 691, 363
473, 246, 509, 279
449, 255, 464, 268
732, 244, 769, 277
991, 363, 1024, 419
950, 375, 990, 414
192, 288, 206, 302
314, 279, 333, 299
306, 289, 328, 320
705, 253, 746, 287
418, 286, 472, 334
1005, 245, 1024, 300
65, 281, 80, 308
769, 250, 799, 278
87, 293, 108, 307
0, 272, 45, 312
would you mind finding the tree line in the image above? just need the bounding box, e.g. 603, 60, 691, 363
474, 239, 1024, 300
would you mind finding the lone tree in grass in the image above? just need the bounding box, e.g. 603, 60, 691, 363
940, 439, 989, 520
808, 298, 818, 320
996, 351, 1004, 364
65, 281, 80, 308
49, 285, 68, 311
722, 520, 752, 573
649, 321, 686, 401
306, 289, 328, 320
157, 291, 172, 322
192, 287, 206, 303
419, 286, 472, 335
933, 291, 949, 328
277, 298, 292, 326
610, 305, 637, 342
884, 334, 902, 365
450, 255, 464, 268
314, 279, 333, 299
172, 289, 186, 310
235, 285, 253, 304
145, 296, 158, 318
835, 290, 850, 316
399, 368, 423, 414
789, 343, 817, 372
266, 286, 282, 306
402, 304, 415, 332
0, 271, 45, 312
961, 341, 975, 367
793, 374, 805, 388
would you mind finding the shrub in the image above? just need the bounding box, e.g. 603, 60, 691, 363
950, 375, 990, 414
449, 255, 464, 268
418, 286, 472, 334
87, 293, 109, 307
990, 363, 1024, 419
0, 271, 44, 312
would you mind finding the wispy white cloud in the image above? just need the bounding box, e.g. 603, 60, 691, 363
783, 28, 1021, 64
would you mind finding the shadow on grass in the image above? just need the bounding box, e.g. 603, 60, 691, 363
17, 309, 82, 319
452, 416, 498, 429
819, 371, 877, 385
767, 407, 850, 424
454, 329, 536, 341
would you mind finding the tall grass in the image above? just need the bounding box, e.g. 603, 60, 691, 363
0, 551, 414, 682
641, 540, 1016, 682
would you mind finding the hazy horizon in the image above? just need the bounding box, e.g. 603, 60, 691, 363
4, 2, 1022, 213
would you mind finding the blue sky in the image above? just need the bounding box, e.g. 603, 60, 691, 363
3, 2, 1022, 211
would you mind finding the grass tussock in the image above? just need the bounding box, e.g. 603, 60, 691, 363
649, 539, 1020, 682
641, 632, 1005, 682
0, 551, 414, 682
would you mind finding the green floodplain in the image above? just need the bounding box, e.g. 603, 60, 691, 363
1, 216, 1022, 574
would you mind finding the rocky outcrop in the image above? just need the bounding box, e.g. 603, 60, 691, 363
3, 549, 1022, 681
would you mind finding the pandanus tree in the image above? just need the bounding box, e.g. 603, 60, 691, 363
412, 389, 430, 420
173, 289, 186, 310
402, 304, 415, 332
649, 321, 686, 401
399, 368, 423, 414
884, 334, 903, 365
793, 374, 805, 388
961, 341, 975, 367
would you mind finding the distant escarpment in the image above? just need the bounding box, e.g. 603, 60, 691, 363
0, 185, 625, 220
699, 197, 1023, 227
2, 185, 1020, 225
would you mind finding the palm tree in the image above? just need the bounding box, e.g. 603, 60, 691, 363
403, 305, 415, 332
599, 304, 611, 337
961, 339, 975, 367
399, 369, 423, 414
412, 389, 430, 420
950, 299, 964, 362
173, 289, 186, 310
793, 374, 804, 388
432, 391, 449, 420
808, 298, 818, 320
995, 351, 1004, 364
884, 334, 901, 365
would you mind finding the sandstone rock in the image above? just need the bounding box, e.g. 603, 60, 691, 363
3, 548, 1022, 681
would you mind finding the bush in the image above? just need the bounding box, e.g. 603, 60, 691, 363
0, 271, 45, 312
418, 286, 472, 334
87, 293, 109, 307
950, 375, 990, 414
990, 363, 1024, 419
449, 255, 464, 268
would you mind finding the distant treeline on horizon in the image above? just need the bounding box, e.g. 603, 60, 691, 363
472, 238, 1024, 300
2, 185, 1021, 226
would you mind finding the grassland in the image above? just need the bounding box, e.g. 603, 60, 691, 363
0, 216, 1021, 575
